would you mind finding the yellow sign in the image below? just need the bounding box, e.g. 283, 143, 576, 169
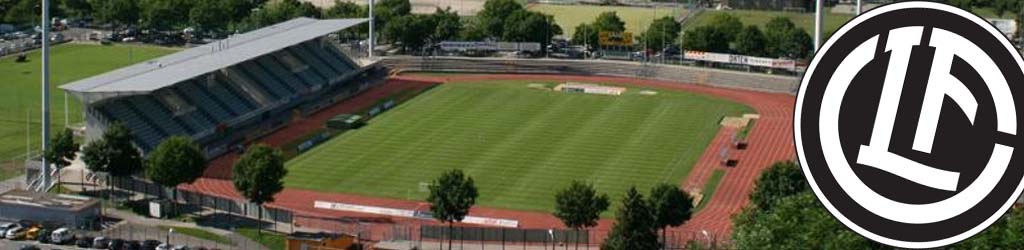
598, 31, 633, 46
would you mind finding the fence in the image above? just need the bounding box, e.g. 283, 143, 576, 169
96, 223, 264, 250
371, 225, 725, 250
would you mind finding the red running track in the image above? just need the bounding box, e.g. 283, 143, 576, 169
182, 74, 795, 241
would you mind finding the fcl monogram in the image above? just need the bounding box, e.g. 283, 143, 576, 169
795, 2, 1024, 248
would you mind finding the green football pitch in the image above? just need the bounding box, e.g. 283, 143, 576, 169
0, 44, 174, 180
285, 81, 751, 213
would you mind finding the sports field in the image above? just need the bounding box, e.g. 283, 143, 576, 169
285, 80, 750, 213
0, 44, 174, 180
684, 9, 853, 37
529, 4, 684, 37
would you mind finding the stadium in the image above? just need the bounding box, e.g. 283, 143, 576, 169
38, 14, 799, 248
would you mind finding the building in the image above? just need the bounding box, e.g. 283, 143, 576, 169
0, 189, 100, 228
286, 232, 358, 250
61, 18, 377, 158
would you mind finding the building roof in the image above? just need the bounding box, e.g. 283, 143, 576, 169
60, 18, 367, 99
0, 189, 99, 211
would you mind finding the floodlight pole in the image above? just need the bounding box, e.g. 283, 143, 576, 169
856, 0, 862, 15
369, 0, 375, 58
40, 0, 52, 192
814, 0, 823, 52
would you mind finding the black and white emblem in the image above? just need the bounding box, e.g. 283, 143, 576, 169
795, 1, 1024, 248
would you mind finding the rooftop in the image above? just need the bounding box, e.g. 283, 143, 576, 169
60, 17, 367, 101
0, 189, 99, 211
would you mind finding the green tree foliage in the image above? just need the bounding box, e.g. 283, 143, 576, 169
5, 0, 38, 25
459, 21, 488, 41
81, 122, 143, 201
60, 0, 93, 18
571, 23, 599, 48
705, 12, 742, 42
734, 25, 766, 57
602, 187, 659, 250
681, 26, 729, 53
383, 14, 432, 52
501, 9, 561, 53
648, 183, 693, 249
641, 16, 681, 52
955, 208, 1024, 248
90, 0, 139, 27
44, 128, 79, 187
237, 0, 319, 32
732, 192, 878, 249
554, 180, 610, 229
323, 0, 368, 39
431, 7, 462, 42
749, 161, 806, 211
763, 17, 812, 59
189, 0, 232, 34
477, 0, 523, 38
139, 0, 192, 30
232, 144, 287, 235
427, 169, 479, 250
146, 136, 206, 204
373, 0, 411, 39
593, 11, 626, 33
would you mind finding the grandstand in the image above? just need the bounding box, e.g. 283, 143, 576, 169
61, 18, 378, 158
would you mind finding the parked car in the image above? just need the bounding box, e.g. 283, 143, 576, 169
155, 243, 172, 250
93, 236, 111, 249
142, 239, 162, 250
0, 222, 16, 236
76, 236, 94, 248
108, 238, 125, 250
23, 226, 41, 240
125, 240, 142, 250
5, 225, 26, 239
51, 228, 74, 244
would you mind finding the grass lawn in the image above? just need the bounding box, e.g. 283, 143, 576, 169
159, 226, 234, 245
0, 44, 175, 179
697, 169, 725, 211
236, 228, 286, 250
285, 80, 750, 214
529, 4, 685, 37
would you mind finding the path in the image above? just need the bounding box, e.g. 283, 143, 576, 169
182, 74, 796, 242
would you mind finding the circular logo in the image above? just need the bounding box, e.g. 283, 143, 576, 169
795, 1, 1024, 248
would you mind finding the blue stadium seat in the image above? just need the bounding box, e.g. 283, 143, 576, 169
178, 81, 238, 119
237, 62, 292, 99
258, 56, 320, 89
128, 96, 193, 135
320, 43, 357, 71
208, 77, 258, 113
252, 56, 308, 91
98, 101, 165, 149
284, 47, 338, 81
302, 42, 351, 75
168, 86, 223, 124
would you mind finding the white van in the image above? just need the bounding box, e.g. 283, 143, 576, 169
0, 223, 14, 236
51, 228, 73, 244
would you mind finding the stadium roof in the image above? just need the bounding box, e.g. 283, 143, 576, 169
61, 17, 367, 101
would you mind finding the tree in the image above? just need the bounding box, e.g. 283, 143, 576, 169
138, 0, 192, 31
764, 17, 812, 59
593, 11, 626, 33
459, 21, 488, 41
749, 161, 807, 211
477, 0, 523, 38
146, 136, 207, 211
705, 12, 742, 42
734, 25, 766, 57
373, 0, 411, 40
681, 26, 729, 53
641, 16, 681, 52
4, 0, 38, 25
430, 7, 462, 43
427, 169, 478, 250
647, 183, 693, 250
189, 0, 232, 35
571, 23, 599, 49
323, 0, 368, 39
44, 128, 79, 190
60, 0, 92, 18
237, 0, 320, 32
602, 187, 659, 250
81, 123, 143, 201
90, 0, 139, 27
732, 192, 879, 249
955, 208, 1024, 248
382, 14, 433, 52
232, 144, 287, 236
501, 10, 561, 55
554, 180, 610, 250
